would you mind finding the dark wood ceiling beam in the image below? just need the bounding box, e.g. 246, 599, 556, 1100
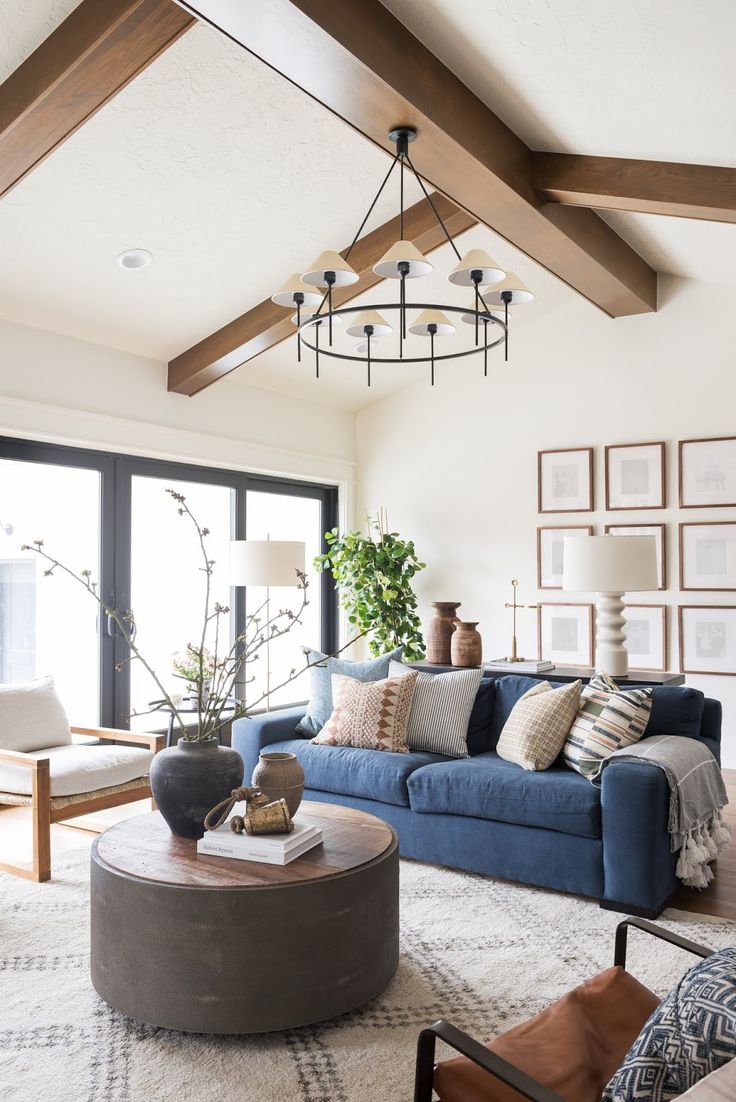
167, 194, 476, 395
177, 0, 656, 318
0, 0, 194, 199
532, 153, 736, 223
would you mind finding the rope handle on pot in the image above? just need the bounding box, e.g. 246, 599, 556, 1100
203, 786, 264, 832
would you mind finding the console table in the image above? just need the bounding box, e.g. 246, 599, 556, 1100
410, 661, 685, 686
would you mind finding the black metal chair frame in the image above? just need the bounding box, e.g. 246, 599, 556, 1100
414, 917, 713, 1102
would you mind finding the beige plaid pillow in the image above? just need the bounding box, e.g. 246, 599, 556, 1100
312, 671, 418, 752
496, 680, 582, 771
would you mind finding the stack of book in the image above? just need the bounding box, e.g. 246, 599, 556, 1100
197, 817, 323, 865
484, 658, 555, 673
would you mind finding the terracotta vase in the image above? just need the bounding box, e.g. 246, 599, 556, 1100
251, 751, 305, 817
451, 621, 482, 668
427, 602, 461, 664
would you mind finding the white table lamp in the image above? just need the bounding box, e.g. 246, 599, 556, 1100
562, 535, 658, 677
229, 540, 306, 708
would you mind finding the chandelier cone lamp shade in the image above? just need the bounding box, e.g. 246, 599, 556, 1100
229, 540, 306, 710
483, 272, 535, 362
270, 126, 533, 387
272, 274, 323, 362
562, 535, 658, 677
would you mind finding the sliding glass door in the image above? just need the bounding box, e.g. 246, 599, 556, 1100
0, 438, 337, 728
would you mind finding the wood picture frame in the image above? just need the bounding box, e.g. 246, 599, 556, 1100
679, 522, 736, 592
679, 436, 736, 508
623, 605, 667, 673
678, 605, 736, 676
605, 523, 667, 591
536, 526, 594, 589
605, 441, 665, 510
538, 448, 594, 514
537, 602, 594, 666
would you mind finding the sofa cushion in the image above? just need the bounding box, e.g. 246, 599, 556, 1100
0, 677, 71, 753
295, 646, 404, 737
467, 678, 495, 755
0, 743, 154, 798
261, 738, 446, 807
407, 752, 602, 838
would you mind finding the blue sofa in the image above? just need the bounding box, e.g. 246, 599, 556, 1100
232, 675, 723, 917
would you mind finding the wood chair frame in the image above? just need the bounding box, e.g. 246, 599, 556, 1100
0, 726, 165, 883
414, 917, 713, 1102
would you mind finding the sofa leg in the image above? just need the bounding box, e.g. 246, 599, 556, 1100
599, 895, 672, 920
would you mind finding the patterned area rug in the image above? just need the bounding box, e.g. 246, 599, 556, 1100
2, 850, 736, 1102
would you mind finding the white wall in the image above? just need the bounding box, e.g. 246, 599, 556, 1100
356, 275, 736, 766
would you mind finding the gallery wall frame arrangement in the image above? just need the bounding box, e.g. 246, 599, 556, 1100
623, 604, 668, 673
538, 447, 594, 514
679, 436, 736, 509
605, 441, 665, 511
679, 522, 736, 592
537, 602, 594, 667
679, 605, 736, 677
605, 523, 666, 591
537, 525, 594, 589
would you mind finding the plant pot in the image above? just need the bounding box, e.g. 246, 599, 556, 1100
427, 602, 461, 664
150, 738, 244, 839
451, 621, 482, 668
251, 751, 305, 817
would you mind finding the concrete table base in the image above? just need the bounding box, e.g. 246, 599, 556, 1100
90, 803, 399, 1034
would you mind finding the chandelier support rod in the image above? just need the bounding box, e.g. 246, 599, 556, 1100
315, 322, 320, 378
404, 154, 463, 262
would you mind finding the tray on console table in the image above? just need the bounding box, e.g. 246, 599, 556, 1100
409, 661, 685, 686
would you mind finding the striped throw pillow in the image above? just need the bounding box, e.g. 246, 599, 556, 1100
563, 671, 653, 779
389, 661, 483, 757
496, 680, 582, 771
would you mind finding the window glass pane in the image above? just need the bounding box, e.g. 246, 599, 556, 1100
129, 477, 233, 728
245, 491, 322, 710
0, 459, 100, 723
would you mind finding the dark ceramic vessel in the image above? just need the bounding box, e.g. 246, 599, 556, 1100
150, 738, 244, 839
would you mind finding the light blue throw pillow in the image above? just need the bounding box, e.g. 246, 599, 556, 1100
295, 646, 404, 737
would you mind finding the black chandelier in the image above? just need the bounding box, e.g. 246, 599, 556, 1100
271, 127, 534, 387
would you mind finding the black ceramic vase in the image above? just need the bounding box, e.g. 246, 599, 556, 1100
150, 738, 244, 839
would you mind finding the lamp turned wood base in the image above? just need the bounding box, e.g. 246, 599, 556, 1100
595, 592, 628, 677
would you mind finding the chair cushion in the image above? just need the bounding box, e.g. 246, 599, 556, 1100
0, 743, 154, 797
295, 646, 404, 737
407, 752, 602, 838
0, 677, 71, 753
603, 948, 736, 1102
434, 966, 659, 1102
497, 680, 582, 771
312, 671, 417, 752
390, 661, 483, 757
261, 738, 447, 807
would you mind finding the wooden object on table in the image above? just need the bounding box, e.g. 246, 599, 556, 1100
90, 802, 399, 1033
427, 602, 461, 664
409, 661, 685, 686
252, 750, 305, 816
451, 622, 482, 667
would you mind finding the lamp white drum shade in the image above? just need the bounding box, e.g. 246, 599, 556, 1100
229, 541, 305, 587
562, 536, 658, 594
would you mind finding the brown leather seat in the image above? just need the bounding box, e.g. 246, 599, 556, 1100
433, 966, 660, 1102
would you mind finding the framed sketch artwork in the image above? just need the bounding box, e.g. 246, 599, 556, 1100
605, 442, 665, 510
679, 606, 736, 676
623, 605, 667, 672
537, 526, 593, 589
680, 522, 736, 591
537, 603, 594, 666
538, 448, 594, 513
605, 524, 666, 590
679, 436, 736, 508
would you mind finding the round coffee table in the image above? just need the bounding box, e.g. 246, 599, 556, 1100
90, 801, 399, 1034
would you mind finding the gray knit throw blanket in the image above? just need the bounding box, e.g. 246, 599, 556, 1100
594, 734, 731, 889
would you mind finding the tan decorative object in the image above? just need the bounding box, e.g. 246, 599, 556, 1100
497, 680, 582, 771
244, 798, 293, 835
450, 622, 482, 667
203, 785, 274, 833
312, 672, 418, 752
427, 602, 461, 664
252, 751, 305, 816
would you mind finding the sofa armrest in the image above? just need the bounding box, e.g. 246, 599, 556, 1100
231, 707, 306, 782
600, 760, 677, 914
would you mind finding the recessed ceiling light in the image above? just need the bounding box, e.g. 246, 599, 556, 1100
117, 248, 152, 270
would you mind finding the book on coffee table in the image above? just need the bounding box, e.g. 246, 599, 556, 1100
197, 818, 323, 865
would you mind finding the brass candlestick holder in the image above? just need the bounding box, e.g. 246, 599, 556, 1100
503, 579, 538, 662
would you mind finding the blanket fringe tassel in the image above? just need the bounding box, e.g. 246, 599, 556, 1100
676, 809, 732, 889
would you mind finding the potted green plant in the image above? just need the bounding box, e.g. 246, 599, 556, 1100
315, 509, 426, 662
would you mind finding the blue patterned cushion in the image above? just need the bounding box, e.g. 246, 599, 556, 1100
603, 948, 736, 1102
295, 646, 403, 737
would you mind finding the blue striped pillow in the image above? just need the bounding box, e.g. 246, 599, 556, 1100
389, 662, 483, 757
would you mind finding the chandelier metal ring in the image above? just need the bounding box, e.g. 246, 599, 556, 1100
297, 302, 507, 365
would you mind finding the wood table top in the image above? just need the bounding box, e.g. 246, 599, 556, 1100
94, 802, 394, 890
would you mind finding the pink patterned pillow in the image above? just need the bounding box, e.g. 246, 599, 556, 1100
312, 671, 418, 752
